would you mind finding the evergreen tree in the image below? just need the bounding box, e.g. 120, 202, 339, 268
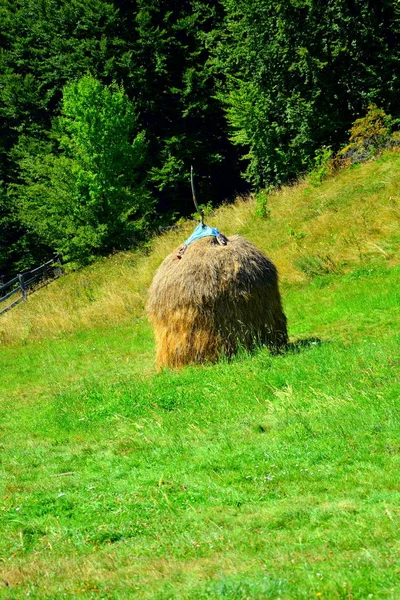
0, 179, 51, 280
124, 0, 244, 214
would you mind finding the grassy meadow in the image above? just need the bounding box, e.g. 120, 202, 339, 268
1, 153, 400, 598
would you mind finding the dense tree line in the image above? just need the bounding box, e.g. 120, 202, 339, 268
1, 0, 400, 276
217, 0, 400, 187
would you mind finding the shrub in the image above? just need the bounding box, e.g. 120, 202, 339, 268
306, 147, 334, 187
337, 105, 400, 164
255, 191, 271, 219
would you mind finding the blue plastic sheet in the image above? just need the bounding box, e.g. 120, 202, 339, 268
183, 223, 220, 247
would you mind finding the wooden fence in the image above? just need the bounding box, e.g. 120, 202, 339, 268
0, 256, 63, 315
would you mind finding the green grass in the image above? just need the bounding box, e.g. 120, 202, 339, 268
1, 262, 399, 599
1, 152, 400, 597
0, 319, 154, 402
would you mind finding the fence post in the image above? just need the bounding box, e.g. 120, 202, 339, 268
17, 274, 27, 301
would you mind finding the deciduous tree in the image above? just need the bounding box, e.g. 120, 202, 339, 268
13, 77, 151, 263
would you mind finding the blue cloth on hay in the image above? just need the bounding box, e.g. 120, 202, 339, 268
183, 223, 220, 247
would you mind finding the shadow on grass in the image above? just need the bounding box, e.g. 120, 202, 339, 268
285, 336, 325, 354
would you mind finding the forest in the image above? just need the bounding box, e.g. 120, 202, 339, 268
1, 0, 400, 277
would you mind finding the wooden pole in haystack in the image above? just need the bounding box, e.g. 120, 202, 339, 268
191, 165, 204, 227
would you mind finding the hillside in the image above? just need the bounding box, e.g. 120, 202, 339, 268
0, 153, 400, 599
1, 150, 399, 347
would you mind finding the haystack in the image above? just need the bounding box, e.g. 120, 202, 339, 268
147, 234, 288, 369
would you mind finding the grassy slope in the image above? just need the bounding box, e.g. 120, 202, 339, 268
0, 153, 400, 599
1, 151, 399, 346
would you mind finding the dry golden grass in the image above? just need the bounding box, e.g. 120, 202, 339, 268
0, 547, 250, 598
1, 152, 399, 346
211, 155, 400, 283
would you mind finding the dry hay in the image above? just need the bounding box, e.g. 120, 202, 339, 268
147, 234, 288, 369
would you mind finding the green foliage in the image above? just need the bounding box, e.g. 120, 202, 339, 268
2, 0, 400, 275
0, 180, 11, 278
215, 0, 400, 188
0, 0, 121, 153
191, 201, 215, 222
0, 0, 242, 273
306, 146, 333, 187
338, 105, 400, 164
0, 0, 129, 271
0, 180, 13, 280
254, 190, 271, 219
0, 179, 50, 279
13, 77, 152, 264
131, 0, 243, 212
